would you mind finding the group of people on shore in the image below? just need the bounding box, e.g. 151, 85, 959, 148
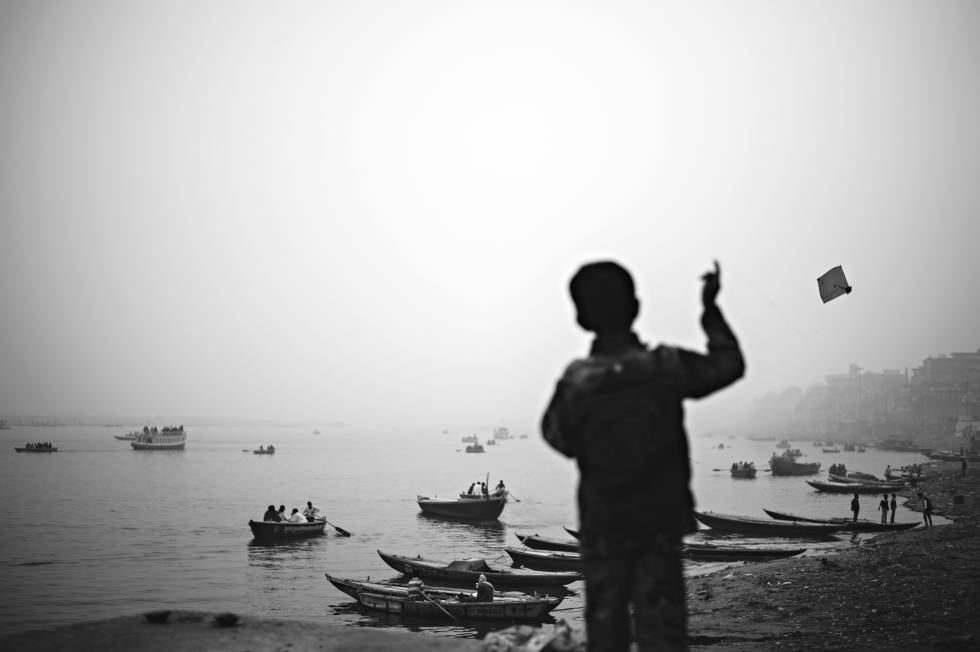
849, 491, 934, 527
262, 501, 321, 523
24, 442, 54, 449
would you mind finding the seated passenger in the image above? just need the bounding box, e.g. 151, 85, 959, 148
475, 574, 494, 601
303, 501, 320, 521
286, 508, 307, 523
263, 505, 280, 522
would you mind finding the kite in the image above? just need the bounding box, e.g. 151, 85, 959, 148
817, 265, 852, 303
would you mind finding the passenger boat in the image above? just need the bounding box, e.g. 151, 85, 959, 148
14, 445, 58, 453
769, 452, 821, 476
131, 427, 186, 450
416, 494, 506, 520
324, 574, 562, 620
113, 430, 141, 441
763, 509, 919, 532
465, 442, 485, 453
805, 479, 904, 494
248, 518, 327, 540
492, 426, 513, 440
682, 542, 806, 561
822, 448, 841, 453
730, 462, 757, 478
505, 547, 583, 572
515, 533, 579, 552
693, 511, 843, 536
377, 551, 582, 587
253, 445, 276, 455
461, 435, 478, 443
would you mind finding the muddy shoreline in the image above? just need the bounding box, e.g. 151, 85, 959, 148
686, 461, 979, 651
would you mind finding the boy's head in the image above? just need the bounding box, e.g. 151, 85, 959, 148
569, 261, 639, 334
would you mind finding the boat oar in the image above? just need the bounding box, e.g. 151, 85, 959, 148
418, 588, 458, 621
508, 493, 522, 503
324, 519, 352, 537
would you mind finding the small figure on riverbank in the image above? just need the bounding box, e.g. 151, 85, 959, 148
917, 492, 933, 527
963, 457, 968, 477
851, 493, 860, 522
878, 494, 890, 523
890, 494, 897, 523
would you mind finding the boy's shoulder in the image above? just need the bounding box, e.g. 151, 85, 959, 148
560, 345, 685, 387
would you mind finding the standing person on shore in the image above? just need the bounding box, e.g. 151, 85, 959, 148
878, 494, 889, 524
850, 493, 860, 522
889, 494, 897, 523
963, 457, 968, 477
917, 492, 933, 528
542, 260, 744, 652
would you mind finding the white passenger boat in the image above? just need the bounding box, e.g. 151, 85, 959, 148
131, 426, 186, 450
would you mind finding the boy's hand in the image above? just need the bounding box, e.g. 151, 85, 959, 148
701, 260, 721, 307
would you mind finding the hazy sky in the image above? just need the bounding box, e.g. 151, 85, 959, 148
1, 1, 978, 431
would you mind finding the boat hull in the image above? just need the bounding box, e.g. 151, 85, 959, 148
694, 511, 842, 536
806, 480, 904, 494
769, 457, 821, 476
515, 533, 580, 552
763, 509, 919, 532
505, 548, 583, 572
730, 468, 757, 478
14, 447, 58, 453
325, 575, 560, 620
248, 519, 326, 540
377, 550, 582, 587
682, 543, 806, 561
416, 496, 506, 521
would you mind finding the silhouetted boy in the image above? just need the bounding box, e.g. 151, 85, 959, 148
542, 260, 744, 651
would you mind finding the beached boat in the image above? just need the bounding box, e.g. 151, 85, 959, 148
131, 428, 186, 450
377, 551, 582, 587
693, 511, 843, 536
325, 575, 562, 620
417, 494, 506, 520
682, 542, 806, 561
762, 509, 919, 532
515, 533, 580, 553
769, 452, 821, 476
248, 519, 326, 540
505, 547, 583, 572
14, 445, 58, 453
805, 479, 904, 494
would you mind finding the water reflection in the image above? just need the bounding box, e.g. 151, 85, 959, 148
415, 513, 508, 550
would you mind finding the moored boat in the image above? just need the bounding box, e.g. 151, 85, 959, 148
505, 547, 583, 572
682, 542, 806, 561
248, 518, 327, 540
325, 574, 562, 620
763, 508, 919, 532
417, 494, 506, 520
515, 533, 580, 553
377, 550, 582, 587
694, 511, 843, 536
805, 479, 904, 494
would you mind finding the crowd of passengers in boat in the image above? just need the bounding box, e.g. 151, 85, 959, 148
462, 480, 507, 498
262, 501, 322, 523
142, 425, 183, 433
731, 461, 755, 471
23, 442, 54, 449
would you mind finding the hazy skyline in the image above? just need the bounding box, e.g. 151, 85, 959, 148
2, 1, 979, 432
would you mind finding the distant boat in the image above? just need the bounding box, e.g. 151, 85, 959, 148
769, 452, 821, 476
15, 445, 57, 453
492, 426, 513, 440
461, 434, 478, 443
730, 462, 757, 478
131, 427, 186, 451
519, 434, 528, 439
253, 445, 276, 455
113, 430, 141, 441
312, 429, 321, 435
775, 439, 792, 449
822, 448, 841, 453
0, 419, 12, 430
465, 441, 485, 453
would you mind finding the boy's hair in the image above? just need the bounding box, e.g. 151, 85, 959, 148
569, 261, 638, 333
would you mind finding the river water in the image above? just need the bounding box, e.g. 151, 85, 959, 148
0, 425, 936, 639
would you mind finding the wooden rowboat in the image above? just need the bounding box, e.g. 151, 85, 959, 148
248, 519, 326, 540
763, 509, 919, 533
515, 533, 580, 552
805, 479, 904, 494
694, 511, 843, 537
416, 494, 506, 521
325, 574, 561, 620
377, 550, 582, 587
505, 547, 583, 572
